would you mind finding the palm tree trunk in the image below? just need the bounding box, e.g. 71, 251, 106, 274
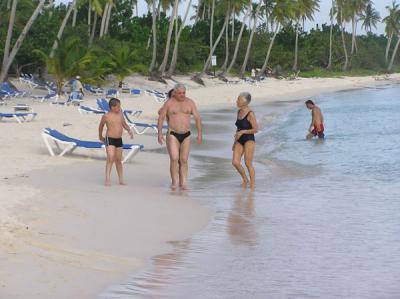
341, 20, 349, 71
327, 11, 333, 70
210, 0, 215, 50
104, 2, 112, 35
50, 0, 76, 58
201, 2, 206, 20
88, 0, 91, 36
0, 0, 46, 82
89, 11, 97, 45
72, 2, 78, 27
231, 9, 235, 41
351, 14, 357, 54
166, 0, 193, 77
158, 0, 179, 74
99, 2, 110, 38
199, 12, 230, 77
49, 0, 54, 17
2, 0, 18, 71
7, 0, 11, 9
385, 34, 393, 63
239, 1, 261, 78
195, 0, 201, 22
293, 21, 299, 71
259, 23, 280, 77
220, 19, 230, 72
149, 0, 158, 72
388, 37, 400, 72
223, 4, 250, 76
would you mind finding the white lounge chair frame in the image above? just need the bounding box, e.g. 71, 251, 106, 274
0, 113, 37, 123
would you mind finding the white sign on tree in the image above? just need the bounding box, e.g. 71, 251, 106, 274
211, 55, 217, 66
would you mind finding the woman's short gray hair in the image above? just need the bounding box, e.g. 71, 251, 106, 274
239, 92, 251, 103
173, 83, 186, 91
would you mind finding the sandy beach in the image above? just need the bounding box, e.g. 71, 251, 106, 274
1, 73, 400, 298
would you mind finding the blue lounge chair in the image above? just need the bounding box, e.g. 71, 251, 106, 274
78, 105, 105, 114
1, 82, 26, 97
145, 89, 167, 103
0, 112, 37, 123
51, 92, 83, 106
96, 98, 162, 134
32, 91, 58, 102
96, 98, 142, 117
123, 111, 167, 135
131, 89, 141, 96
42, 128, 144, 163
83, 83, 104, 95
106, 88, 118, 98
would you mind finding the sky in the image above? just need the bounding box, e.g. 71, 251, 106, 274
57, 0, 392, 35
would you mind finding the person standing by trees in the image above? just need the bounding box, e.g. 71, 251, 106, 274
72, 75, 84, 98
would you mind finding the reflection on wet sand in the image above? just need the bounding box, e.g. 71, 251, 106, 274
100, 240, 191, 298
227, 191, 257, 246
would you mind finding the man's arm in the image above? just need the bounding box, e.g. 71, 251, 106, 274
157, 102, 168, 145
191, 99, 202, 144
99, 115, 106, 141
309, 109, 316, 131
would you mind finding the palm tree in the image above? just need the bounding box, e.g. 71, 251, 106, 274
348, 0, 368, 54
158, 0, 179, 74
259, 0, 291, 77
106, 43, 140, 86
149, 0, 158, 72
383, 1, 400, 63
327, 0, 335, 70
221, 1, 250, 76
359, 1, 380, 34
100, 0, 114, 38
166, 0, 193, 77
50, 0, 77, 58
238, 0, 263, 78
196, 1, 232, 78
0, 0, 47, 82
388, 37, 400, 72
387, 4, 400, 71
34, 37, 93, 95
89, 0, 103, 44
335, 0, 350, 71
292, 0, 320, 72
2, 0, 18, 72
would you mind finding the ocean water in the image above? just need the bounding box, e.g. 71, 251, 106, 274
100, 85, 400, 299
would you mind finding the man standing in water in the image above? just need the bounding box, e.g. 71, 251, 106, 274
305, 100, 325, 139
157, 84, 202, 190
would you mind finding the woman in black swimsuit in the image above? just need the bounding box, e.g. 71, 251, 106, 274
232, 92, 258, 188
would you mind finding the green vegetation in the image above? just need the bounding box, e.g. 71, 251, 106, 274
0, 0, 400, 85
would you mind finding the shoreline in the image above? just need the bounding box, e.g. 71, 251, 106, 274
1, 74, 399, 298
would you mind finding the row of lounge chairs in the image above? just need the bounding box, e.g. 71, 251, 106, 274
79, 98, 167, 134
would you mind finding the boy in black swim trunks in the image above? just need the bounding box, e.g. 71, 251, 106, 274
98, 98, 134, 186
